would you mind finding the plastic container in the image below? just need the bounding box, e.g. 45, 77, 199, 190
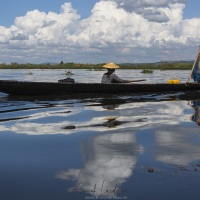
168, 79, 180, 84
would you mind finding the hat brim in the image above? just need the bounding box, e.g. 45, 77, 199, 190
103, 62, 120, 69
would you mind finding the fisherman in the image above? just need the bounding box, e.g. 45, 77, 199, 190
101, 62, 132, 84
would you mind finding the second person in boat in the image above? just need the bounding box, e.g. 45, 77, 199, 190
101, 62, 132, 84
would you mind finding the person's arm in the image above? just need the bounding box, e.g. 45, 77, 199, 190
111, 74, 130, 83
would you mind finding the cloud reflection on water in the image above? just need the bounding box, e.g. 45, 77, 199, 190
1, 94, 200, 198
55, 124, 200, 198
56, 130, 141, 197
0, 100, 191, 135
155, 126, 200, 165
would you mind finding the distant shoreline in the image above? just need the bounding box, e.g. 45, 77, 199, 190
0, 61, 193, 70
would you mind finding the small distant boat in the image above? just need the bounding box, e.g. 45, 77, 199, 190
0, 79, 200, 95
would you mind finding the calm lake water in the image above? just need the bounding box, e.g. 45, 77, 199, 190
1, 69, 200, 200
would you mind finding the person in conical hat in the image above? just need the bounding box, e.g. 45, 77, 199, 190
101, 62, 132, 84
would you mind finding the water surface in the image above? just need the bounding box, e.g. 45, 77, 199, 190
0, 69, 200, 200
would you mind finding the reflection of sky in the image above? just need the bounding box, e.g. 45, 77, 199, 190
154, 125, 200, 165
0, 101, 191, 135
53, 127, 200, 198
56, 131, 142, 197
0, 100, 192, 135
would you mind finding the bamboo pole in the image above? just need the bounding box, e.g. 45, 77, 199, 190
187, 46, 200, 83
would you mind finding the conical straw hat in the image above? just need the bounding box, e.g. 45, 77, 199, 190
103, 62, 120, 69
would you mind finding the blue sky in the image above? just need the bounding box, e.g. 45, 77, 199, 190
184, 0, 200, 17
0, 0, 96, 27
0, 0, 200, 64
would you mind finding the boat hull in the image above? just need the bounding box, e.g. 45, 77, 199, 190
0, 80, 200, 95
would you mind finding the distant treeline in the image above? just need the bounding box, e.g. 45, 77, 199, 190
0, 61, 193, 70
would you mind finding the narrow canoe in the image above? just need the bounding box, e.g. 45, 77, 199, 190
0, 80, 200, 95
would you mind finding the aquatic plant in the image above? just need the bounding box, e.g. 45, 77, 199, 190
141, 69, 153, 74
65, 70, 73, 76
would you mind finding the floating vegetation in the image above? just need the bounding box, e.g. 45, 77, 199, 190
141, 69, 153, 74
65, 70, 73, 76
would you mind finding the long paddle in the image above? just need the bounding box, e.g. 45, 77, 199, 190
129, 79, 147, 83
187, 46, 200, 83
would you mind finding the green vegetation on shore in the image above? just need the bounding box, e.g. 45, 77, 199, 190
0, 61, 193, 70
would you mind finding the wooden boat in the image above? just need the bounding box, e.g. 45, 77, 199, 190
1, 79, 200, 95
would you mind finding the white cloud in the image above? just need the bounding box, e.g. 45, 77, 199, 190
0, 26, 10, 44
0, 1, 199, 64
10, 32, 29, 40
103, 0, 186, 22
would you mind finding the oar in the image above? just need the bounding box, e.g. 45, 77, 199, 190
187, 46, 200, 83
129, 79, 147, 83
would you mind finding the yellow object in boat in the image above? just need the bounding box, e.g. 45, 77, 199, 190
168, 79, 180, 84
